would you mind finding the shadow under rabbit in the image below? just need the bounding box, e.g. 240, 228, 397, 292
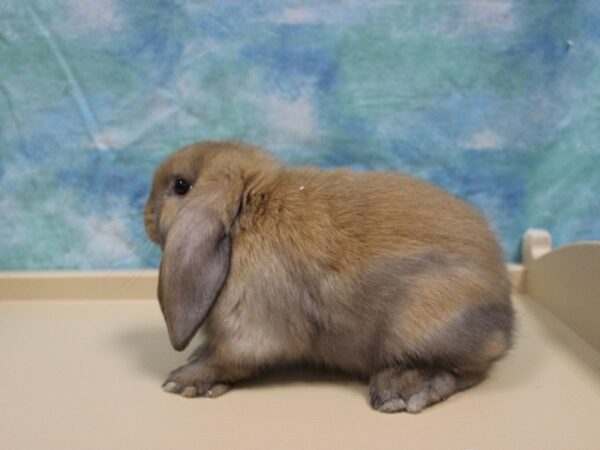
112, 316, 547, 399
234, 365, 368, 398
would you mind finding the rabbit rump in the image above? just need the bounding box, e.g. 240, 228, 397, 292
144, 141, 514, 413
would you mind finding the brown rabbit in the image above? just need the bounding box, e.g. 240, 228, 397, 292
144, 140, 514, 413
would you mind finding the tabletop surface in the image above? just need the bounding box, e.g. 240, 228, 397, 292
1, 294, 599, 450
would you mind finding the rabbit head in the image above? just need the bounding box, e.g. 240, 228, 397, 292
143, 141, 276, 350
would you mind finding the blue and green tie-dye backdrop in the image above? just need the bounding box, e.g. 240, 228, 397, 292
1, 0, 599, 269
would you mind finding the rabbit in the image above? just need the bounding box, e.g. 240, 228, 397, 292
143, 140, 514, 413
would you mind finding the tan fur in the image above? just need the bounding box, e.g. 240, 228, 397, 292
144, 140, 514, 412
481, 330, 510, 362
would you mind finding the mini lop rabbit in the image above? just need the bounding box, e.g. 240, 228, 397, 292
144, 141, 513, 413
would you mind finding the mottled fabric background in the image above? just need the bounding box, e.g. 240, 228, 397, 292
1, 0, 599, 269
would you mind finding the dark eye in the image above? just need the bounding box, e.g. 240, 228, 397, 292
173, 178, 191, 195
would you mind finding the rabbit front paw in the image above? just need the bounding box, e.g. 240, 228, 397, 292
162, 362, 229, 398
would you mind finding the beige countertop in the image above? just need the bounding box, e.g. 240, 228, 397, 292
1, 293, 599, 450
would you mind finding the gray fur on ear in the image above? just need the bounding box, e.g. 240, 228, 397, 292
158, 196, 232, 351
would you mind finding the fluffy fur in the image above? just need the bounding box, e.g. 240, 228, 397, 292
144, 141, 514, 413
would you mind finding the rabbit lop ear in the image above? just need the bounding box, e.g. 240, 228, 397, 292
158, 194, 233, 351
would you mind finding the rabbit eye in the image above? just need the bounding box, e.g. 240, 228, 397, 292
173, 178, 191, 196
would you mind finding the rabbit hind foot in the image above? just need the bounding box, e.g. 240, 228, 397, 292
369, 367, 485, 413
